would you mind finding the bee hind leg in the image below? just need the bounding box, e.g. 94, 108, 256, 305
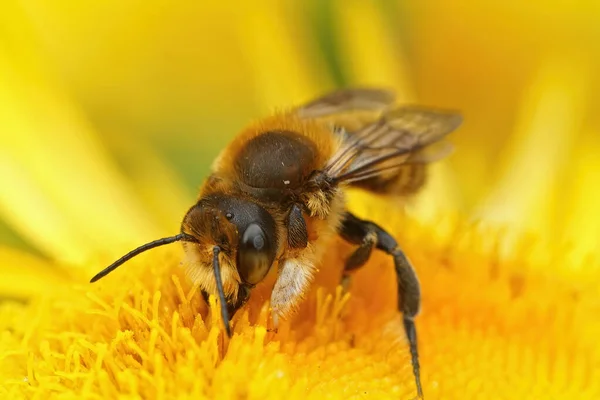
338, 211, 423, 399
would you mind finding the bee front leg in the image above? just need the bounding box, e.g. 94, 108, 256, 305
226, 285, 252, 317
201, 285, 252, 329
338, 211, 423, 399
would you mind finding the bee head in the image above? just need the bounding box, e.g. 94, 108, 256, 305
89, 194, 279, 337
181, 195, 279, 288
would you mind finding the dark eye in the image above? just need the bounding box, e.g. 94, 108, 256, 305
238, 223, 273, 285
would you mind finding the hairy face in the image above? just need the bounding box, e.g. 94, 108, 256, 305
180, 195, 279, 299
180, 203, 240, 298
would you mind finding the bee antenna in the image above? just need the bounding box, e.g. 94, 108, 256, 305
212, 246, 232, 337
89, 233, 198, 283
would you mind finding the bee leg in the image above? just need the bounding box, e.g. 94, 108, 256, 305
287, 203, 308, 248
200, 289, 212, 306
226, 285, 251, 317
338, 211, 423, 399
201, 285, 251, 332
339, 221, 377, 291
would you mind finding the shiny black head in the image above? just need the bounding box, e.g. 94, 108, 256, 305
182, 194, 279, 287
90, 194, 279, 338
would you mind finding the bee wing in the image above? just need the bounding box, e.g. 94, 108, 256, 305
296, 87, 396, 118
346, 141, 454, 196
296, 88, 396, 132
324, 105, 463, 184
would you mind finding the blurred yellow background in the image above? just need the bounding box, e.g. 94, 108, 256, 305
1, 1, 599, 272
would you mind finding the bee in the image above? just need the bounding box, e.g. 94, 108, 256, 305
91, 88, 462, 399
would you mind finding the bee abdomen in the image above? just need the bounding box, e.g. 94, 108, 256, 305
353, 164, 428, 196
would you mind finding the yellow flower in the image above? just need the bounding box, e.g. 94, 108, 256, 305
1, 1, 600, 399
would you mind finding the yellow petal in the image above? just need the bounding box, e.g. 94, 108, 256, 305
0, 153, 90, 264
0, 246, 73, 300
562, 133, 600, 267
333, 0, 414, 102
474, 56, 589, 261
103, 134, 195, 235
0, 5, 163, 259
18, 1, 257, 136
230, 1, 333, 110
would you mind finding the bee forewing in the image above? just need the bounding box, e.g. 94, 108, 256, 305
296, 88, 396, 119
383, 106, 463, 145
323, 105, 463, 185
406, 141, 455, 164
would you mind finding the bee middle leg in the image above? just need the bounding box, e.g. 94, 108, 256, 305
338, 220, 377, 291
338, 211, 423, 399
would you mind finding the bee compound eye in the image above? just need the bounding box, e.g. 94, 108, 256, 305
238, 223, 272, 285
252, 232, 264, 250
242, 223, 266, 251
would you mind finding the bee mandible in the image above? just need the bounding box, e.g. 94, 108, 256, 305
91, 88, 463, 399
